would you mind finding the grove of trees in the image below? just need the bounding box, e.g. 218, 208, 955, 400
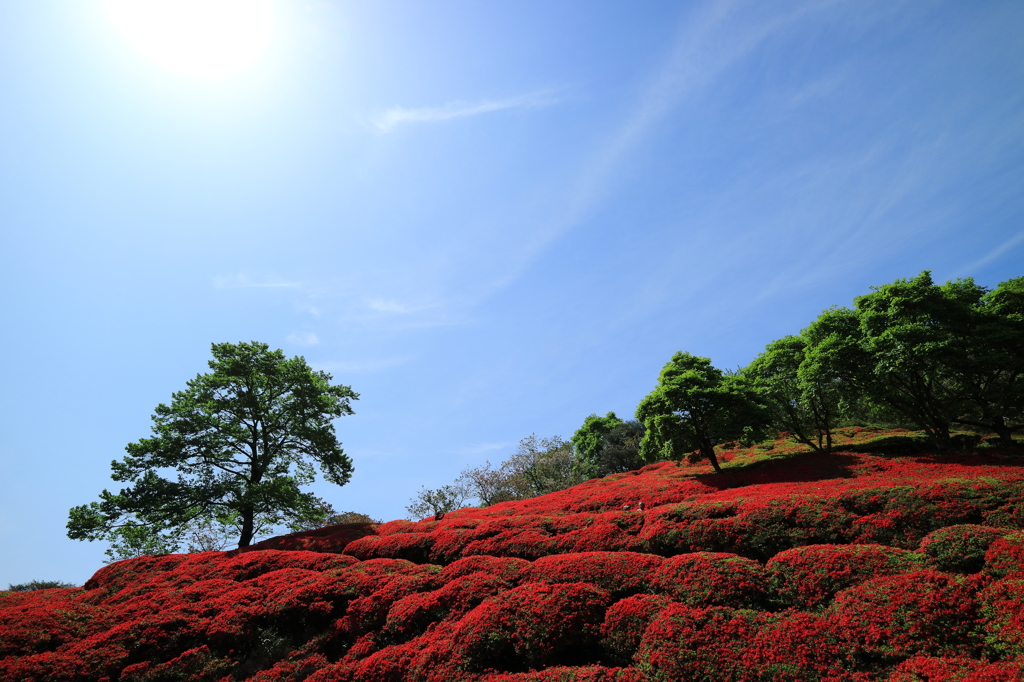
630, 272, 1023, 471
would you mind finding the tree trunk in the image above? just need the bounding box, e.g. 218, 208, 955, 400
238, 507, 255, 548
701, 438, 723, 474
993, 417, 1016, 447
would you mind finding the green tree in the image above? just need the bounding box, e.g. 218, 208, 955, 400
954, 276, 1024, 445
636, 352, 766, 473
571, 412, 646, 477
853, 273, 981, 449
505, 434, 586, 496
745, 334, 850, 452
406, 483, 472, 520
6, 580, 76, 592
67, 341, 358, 557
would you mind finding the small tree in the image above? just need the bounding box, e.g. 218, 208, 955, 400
67, 341, 359, 557
504, 434, 585, 496
745, 335, 845, 452
571, 412, 646, 477
324, 511, 381, 526
636, 352, 766, 473
7, 580, 77, 592
406, 483, 472, 520
458, 460, 527, 506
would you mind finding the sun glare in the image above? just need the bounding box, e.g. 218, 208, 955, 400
103, 0, 274, 80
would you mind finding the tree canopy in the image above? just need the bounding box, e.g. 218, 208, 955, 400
635, 352, 766, 473
67, 341, 358, 558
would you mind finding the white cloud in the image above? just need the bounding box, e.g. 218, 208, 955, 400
213, 272, 301, 289
286, 331, 320, 346
370, 90, 561, 133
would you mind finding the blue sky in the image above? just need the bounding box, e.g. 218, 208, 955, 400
1, 0, 1022, 587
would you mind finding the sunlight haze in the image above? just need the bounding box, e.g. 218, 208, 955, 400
102, 0, 274, 79
1, 0, 1022, 587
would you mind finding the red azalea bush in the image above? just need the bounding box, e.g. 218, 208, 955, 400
527, 552, 664, 598
448, 582, 612, 673
5, 437, 1024, 681
886, 656, 1024, 682
650, 551, 767, 608
766, 544, 933, 609
636, 603, 771, 681
829, 570, 983, 660
599, 594, 672, 666
918, 525, 1007, 574
979, 572, 1024, 660
982, 532, 1024, 579
739, 610, 854, 682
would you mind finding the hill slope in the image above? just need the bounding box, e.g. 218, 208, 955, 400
3, 429, 1024, 681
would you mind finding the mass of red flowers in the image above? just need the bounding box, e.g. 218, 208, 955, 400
3, 430, 1024, 681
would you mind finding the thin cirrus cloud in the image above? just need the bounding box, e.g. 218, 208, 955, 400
313, 355, 416, 374
213, 273, 302, 289
370, 89, 562, 133
285, 331, 320, 346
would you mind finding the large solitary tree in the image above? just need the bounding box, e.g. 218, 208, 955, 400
67, 341, 358, 557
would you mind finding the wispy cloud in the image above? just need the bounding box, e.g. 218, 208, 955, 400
366, 298, 434, 314
286, 331, 320, 346
956, 230, 1024, 278
370, 90, 561, 133
451, 442, 512, 456
213, 273, 301, 289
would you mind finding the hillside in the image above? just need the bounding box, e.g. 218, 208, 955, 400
3, 428, 1024, 681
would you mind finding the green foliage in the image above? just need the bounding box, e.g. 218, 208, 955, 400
636, 352, 767, 473
6, 580, 76, 591
504, 434, 586, 497
798, 272, 1024, 450
67, 341, 359, 556
745, 335, 846, 452
571, 413, 646, 478
406, 483, 472, 520
957, 276, 1024, 445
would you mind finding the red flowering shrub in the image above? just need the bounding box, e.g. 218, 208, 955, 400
0, 588, 105, 657
887, 656, 1024, 682
918, 525, 1006, 574
636, 603, 770, 681
983, 499, 1024, 530
118, 644, 233, 681
247, 653, 330, 681
528, 552, 664, 598
739, 497, 857, 559
766, 544, 932, 609
478, 666, 644, 681
383, 571, 513, 642
599, 594, 672, 666
983, 532, 1024, 579
740, 610, 854, 682
449, 582, 612, 672
979, 572, 1024, 660
462, 528, 557, 560
437, 555, 531, 584
240, 522, 377, 554
650, 552, 767, 608
830, 570, 982, 660
5, 435, 1024, 681
343, 533, 436, 564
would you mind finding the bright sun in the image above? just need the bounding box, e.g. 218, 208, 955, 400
103, 0, 274, 80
